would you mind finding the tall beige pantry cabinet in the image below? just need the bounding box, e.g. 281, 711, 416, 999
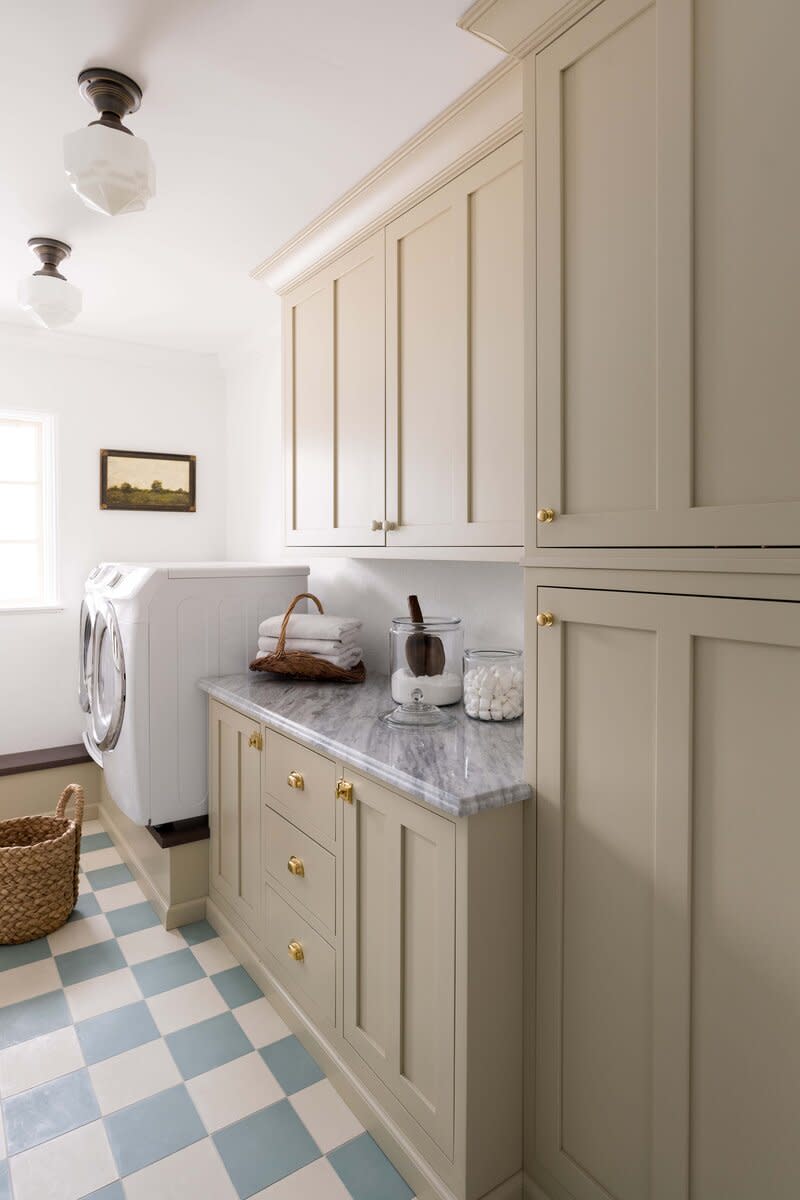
457, 0, 800, 1198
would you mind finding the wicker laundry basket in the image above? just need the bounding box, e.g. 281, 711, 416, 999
0, 783, 84, 944
250, 593, 366, 683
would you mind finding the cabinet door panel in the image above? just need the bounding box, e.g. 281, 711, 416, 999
386, 137, 524, 547
208, 700, 261, 929
535, 587, 800, 1200
343, 774, 456, 1155
284, 233, 385, 547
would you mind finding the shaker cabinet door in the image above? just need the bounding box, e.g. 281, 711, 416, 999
534, 586, 800, 1200
533, 0, 800, 548
284, 232, 386, 547
386, 136, 524, 548
208, 699, 262, 929
342, 772, 456, 1155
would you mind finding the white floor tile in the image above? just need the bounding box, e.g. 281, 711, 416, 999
186, 1051, 284, 1133
65, 966, 143, 1023
80, 846, 123, 871
117, 923, 186, 966
253, 1157, 353, 1199
95, 880, 147, 912
146, 976, 228, 1036
9, 1119, 117, 1200
81, 820, 104, 836
0, 1025, 84, 1098
89, 1038, 181, 1115
47, 913, 114, 956
123, 1138, 238, 1200
78, 873, 91, 895
232, 997, 291, 1049
289, 1078, 364, 1154
190, 937, 238, 976
0, 958, 60, 1008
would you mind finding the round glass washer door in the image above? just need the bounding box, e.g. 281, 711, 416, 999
90, 598, 126, 751
78, 596, 95, 714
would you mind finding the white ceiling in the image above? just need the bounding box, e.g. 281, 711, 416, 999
0, 1, 503, 354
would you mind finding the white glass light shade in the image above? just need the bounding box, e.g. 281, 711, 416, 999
17, 274, 82, 329
64, 124, 155, 216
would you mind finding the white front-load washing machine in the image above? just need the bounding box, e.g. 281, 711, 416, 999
79, 562, 309, 827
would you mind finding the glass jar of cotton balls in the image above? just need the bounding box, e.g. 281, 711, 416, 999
463, 649, 523, 721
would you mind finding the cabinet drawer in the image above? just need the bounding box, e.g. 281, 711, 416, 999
264, 885, 335, 1027
264, 807, 336, 936
265, 731, 336, 845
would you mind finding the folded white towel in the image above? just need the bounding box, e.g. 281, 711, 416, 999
255, 645, 362, 669
258, 613, 362, 642
257, 632, 361, 655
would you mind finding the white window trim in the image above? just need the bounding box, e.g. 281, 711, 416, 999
0, 408, 60, 613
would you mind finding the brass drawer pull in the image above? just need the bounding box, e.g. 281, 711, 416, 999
287, 855, 305, 877
288, 940, 304, 962
287, 771, 304, 790
248, 732, 263, 750
536, 507, 556, 523
336, 778, 353, 804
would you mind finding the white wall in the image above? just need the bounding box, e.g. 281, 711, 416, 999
0, 326, 226, 755
223, 309, 523, 676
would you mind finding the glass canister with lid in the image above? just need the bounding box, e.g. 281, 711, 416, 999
463, 649, 523, 721
390, 615, 464, 706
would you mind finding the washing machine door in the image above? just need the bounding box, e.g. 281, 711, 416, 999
78, 595, 95, 713
91, 598, 126, 752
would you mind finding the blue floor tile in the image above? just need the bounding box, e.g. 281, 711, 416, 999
86, 863, 134, 891
3, 1067, 100, 1154
0, 1161, 10, 1200
0, 938, 51, 972
69, 891, 102, 921
260, 1035, 325, 1095
0, 988, 71, 1050
55, 938, 126, 986
166, 1011, 252, 1080
210, 965, 262, 1009
105, 1083, 205, 1177
132, 947, 205, 998
76, 1000, 160, 1065
83, 1184, 125, 1200
81, 832, 114, 853
214, 1099, 320, 1198
329, 1132, 415, 1200
179, 919, 217, 946
106, 901, 160, 938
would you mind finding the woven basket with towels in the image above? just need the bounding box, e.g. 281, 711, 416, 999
250, 593, 365, 683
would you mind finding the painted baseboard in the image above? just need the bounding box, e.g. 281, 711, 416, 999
98, 802, 206, 929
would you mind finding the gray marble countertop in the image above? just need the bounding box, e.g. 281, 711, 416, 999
199, 674, 531, 818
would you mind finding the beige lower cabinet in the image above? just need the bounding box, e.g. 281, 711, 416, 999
532, 585, 800, 1200
208, 699, 262, 931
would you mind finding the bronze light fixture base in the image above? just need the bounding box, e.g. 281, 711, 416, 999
27, 237, 72, 281
78, 67, 142, 134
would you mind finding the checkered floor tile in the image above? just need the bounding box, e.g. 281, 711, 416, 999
0, 821, 415, 1200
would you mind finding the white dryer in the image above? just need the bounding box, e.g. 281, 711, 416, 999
79, 562, 309, 827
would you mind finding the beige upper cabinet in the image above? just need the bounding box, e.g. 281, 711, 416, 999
533, 0, 800, 548
386, 136, 524, 547
284, 231, 386, 547
208, 699, 262, 930
342, 771, 456, 1156
534, 585, 800, 1200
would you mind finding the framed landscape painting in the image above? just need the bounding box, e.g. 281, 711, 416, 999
100, 449, 196, 512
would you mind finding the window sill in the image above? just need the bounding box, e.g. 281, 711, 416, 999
0, 603, 63, 615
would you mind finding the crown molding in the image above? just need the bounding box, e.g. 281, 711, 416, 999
251, 59, 522, 295
0, 321, 221, 373
458, 0, 602, 58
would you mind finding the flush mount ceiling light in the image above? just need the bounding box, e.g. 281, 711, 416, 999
64, 68, 155, 216
17, 238, 82, 329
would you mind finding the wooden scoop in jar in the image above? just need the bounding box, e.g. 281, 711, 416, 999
405, 595, 446, 677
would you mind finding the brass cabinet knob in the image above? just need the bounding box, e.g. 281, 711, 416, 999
248, 732, 263, 750
536, 611, 555, 627
336, 778, 354, 804
536, 508, 556, 524
287, 771, 304, 790
287, 855, 305, 877
288, 940, 304, 962
371, 519, 382, 531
